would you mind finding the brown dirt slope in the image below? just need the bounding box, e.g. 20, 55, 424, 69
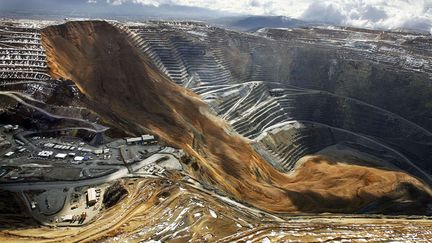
41, 20, 432, 214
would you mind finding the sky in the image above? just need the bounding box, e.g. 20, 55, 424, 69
100, 0, 432, 32
1, 0, 431, 32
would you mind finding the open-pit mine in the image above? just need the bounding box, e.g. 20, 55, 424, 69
0, 19, 432, 242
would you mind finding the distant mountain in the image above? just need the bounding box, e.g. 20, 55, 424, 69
0, 0, 231, 20
213, 16, 313, 31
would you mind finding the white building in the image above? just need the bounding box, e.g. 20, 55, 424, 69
87, 188, 97, 205
55, 153, 67, 159
4, 151, 14, 157
3, 124, 18, 132
62, 214, 73, 222
125, 137, 142, 144
38, 150, 53, 158
94, 148, 110, 155
93, 149, 103, 155
44, 143, 54, 148
142, 134, 156, 144
81, 148, 92, 153
3, 125, 13, 131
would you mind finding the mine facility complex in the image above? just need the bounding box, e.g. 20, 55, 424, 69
0, 121, 184, 226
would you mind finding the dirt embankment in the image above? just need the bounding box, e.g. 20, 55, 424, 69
41, 21, 432, 214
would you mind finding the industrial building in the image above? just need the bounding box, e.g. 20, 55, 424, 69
142, 135, 157, 144
125, 137, 142, 144
126, 134, 156, 145
38, 151, 53, 158
87, 188, 97, 206
4, 151, 14, 157
93, 148, 109, 155
3, 124, 19, 132
55, 153, 67, 159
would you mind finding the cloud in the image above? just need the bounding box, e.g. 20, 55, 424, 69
301, 2, 345, 24
104, 0, 432, 32
107, 0, 127, 6
301, 0, 431, 32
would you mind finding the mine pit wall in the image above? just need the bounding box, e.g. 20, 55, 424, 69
255, 122, 425, 177
256, 124, 336, 171
129, 24, 236, 88
205, 28, 432, 133
0, 24, 50, 81
119, 23, 432, 180
40, 21, 432, 214
272, 91, 432, 177
135, 22, 432, 188
196, 79, 432, 180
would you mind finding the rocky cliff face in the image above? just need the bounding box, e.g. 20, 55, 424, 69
41, 21, 432, 214
208, 27, 432, 132
200, 26, 432, 177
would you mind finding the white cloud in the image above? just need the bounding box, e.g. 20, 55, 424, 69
107, 0, 127, 6
301, 2, 345, 24
106, 0, 432, 32
300, 0, 432, 32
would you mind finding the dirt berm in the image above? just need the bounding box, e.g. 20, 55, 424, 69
41, 20, 432, 214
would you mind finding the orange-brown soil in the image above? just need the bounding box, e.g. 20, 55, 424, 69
41, 20, 432, 213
